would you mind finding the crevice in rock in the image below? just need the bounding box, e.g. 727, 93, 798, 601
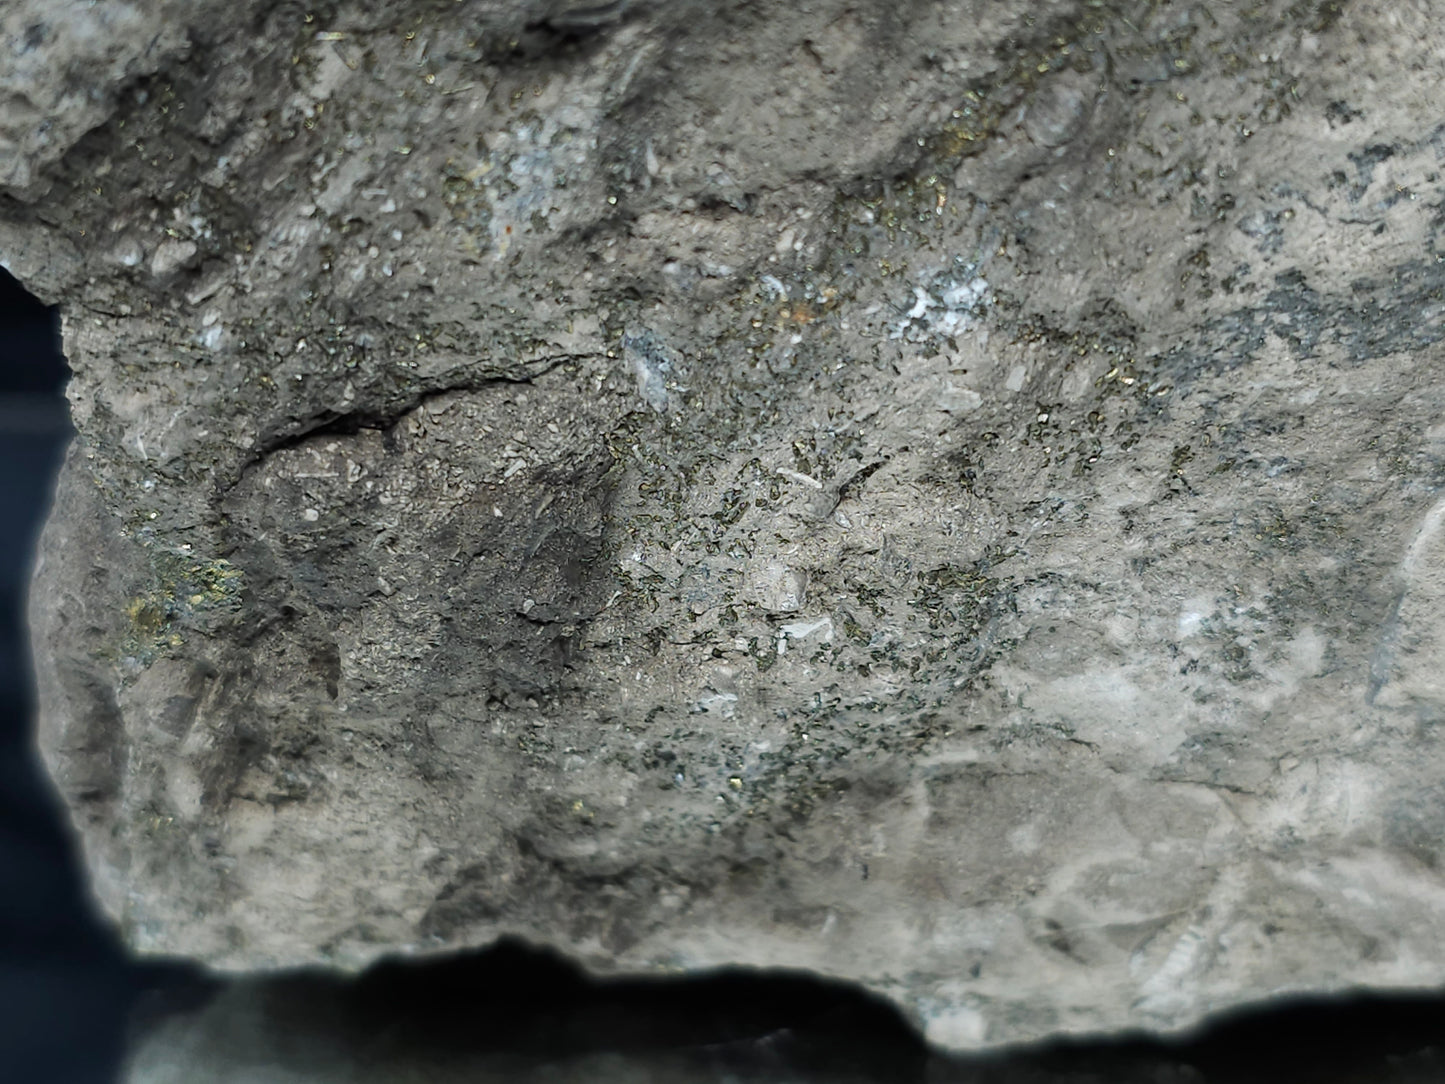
227, 351, 588, 491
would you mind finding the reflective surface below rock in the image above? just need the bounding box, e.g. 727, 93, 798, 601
124, 941, 1445, 1083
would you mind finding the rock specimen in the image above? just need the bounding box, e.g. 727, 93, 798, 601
9, 0, 1445, 1048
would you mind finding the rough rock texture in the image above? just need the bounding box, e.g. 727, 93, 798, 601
11, 0, 1445, 1049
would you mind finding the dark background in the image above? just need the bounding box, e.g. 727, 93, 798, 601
0, 268, 132, 1079
4, 265, 1445, 1082
0, 268, 207, 1082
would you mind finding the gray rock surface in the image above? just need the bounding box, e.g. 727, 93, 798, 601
10, 0, 1445, 1049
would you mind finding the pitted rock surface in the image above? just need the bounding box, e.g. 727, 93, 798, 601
11, 0, 1445, 1048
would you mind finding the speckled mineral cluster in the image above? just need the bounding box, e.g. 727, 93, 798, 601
9, 0, 1445, 1049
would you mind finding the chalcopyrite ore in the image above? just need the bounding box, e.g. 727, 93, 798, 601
9, 0, 1445, 1047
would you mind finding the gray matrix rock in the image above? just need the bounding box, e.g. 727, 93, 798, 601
8, 0, 1445, 1048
